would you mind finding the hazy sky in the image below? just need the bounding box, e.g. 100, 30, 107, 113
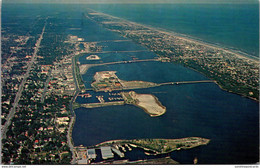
2, 0, 259, 4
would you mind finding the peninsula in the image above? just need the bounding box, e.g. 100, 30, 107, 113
95, 137, 210, 155
73, 70, 215, 116
74, 90, 166, 117
91, 71, 159, 91
74, 137, 210, 164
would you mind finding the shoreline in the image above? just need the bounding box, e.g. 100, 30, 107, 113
177, 62, 259, 102
94, 137, 211, 155
151, 26, 258, 61
136, 20, 258, 63
121, 91, 166, 117
133, 94, 166, 117
70, 10, 258, 162
74, 91, 166, 117
87, 8, 259, 62
87, 10, 259, 101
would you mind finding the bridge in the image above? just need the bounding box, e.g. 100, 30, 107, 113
82, 39, 132, 43
82, 80, 215, 92
79, 58, 158, 74
158, 80, 215, 86
93, 58, 158, 66
88, 50, 148, 54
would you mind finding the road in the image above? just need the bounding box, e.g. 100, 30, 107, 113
82, 39, 132, 43
84, 80, 216, 93
40, 69, 52, 103
72, 54, 80, 91
158, 80, 215, 86
67, 89, 79, 164
88, 50, 147, 54
80, 58, 158, 74
67, 51, 81, 164
1, 22, 46, 139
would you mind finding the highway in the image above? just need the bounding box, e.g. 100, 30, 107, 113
68, 89, 79, 164
68, 51, 81, 164
1, 22, 46, 139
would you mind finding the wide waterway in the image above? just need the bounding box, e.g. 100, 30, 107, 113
66, 8, 259, 164
2, 3, 258, 164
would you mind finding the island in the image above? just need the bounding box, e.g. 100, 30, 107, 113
86, 55, 100, 60
122, 91, 166, 117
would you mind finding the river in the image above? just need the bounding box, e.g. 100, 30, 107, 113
70, 9, 259, 164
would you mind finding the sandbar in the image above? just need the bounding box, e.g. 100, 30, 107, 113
86, 55, 100, 60
129, 91, 166, 117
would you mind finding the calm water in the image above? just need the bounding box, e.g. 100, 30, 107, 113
72, 9, 258, 163
74, 61, 259, 164
3, 3, 259, 164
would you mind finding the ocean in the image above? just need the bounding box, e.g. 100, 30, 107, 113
87, 3, 259, 57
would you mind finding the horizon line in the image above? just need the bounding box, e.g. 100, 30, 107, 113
2, 0, 259, 4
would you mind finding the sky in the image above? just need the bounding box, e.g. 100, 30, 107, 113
2, 0, 259, 4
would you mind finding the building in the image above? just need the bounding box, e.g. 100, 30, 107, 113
100, 146, 114, 159
87, 149, 97, 159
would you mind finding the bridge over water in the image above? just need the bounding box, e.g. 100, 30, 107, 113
158, 80, 215, 86
81, 39, 132, 43
83, 80, 216, 91
79, 58, 215, 91
88, 50, 148, 54
79, 58, 158, 74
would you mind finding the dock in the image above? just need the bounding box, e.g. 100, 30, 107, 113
111, 147, 125, 158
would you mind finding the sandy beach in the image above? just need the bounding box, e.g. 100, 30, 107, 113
92, 10, 258, 62
129, 91, 166, 117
